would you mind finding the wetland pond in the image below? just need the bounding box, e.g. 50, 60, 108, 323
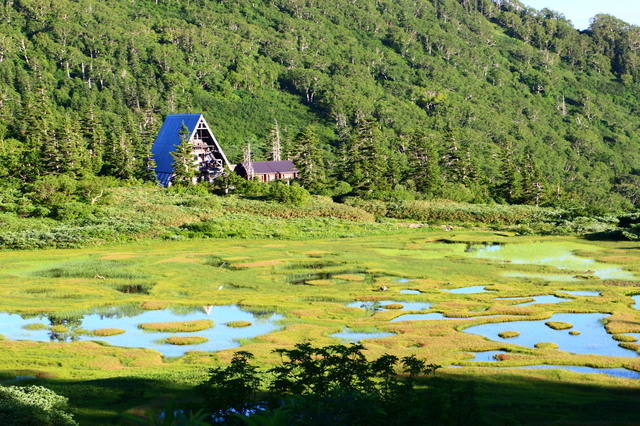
464, 313, 637, 358
0, 305, 283, 357
468, 242, 635, 281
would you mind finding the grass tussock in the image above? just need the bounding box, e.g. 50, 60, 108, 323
498, 331, 520, 338
163, 336, 208, 345
384, 303, 404, 310
226, 321, 252, 328
613, 334, 638, 343
535, 342, 559, 349
545, 321, 573, 330
138, 320, 213, 333
92, 328, 126, 337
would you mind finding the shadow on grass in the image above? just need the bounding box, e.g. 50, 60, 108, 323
429, 370, 640, 425
15, 370, 640, 425
32, 376, 200, 425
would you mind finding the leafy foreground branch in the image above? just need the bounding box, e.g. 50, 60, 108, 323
183, 343, 477, 426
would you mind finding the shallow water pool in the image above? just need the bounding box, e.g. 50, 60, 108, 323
494, 295, 572, 307
470, 242, 636, 281
464, 313, 637, 358
0, 305, 283, 357
443, 286, 492, 294
347, 300, 432, 311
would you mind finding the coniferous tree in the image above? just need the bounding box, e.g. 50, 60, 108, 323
340, 117, 389, 193
81, 106, 106, 174
292, 125, 325, 191
521, 147, 546, 206
441, 124, 463, 184
494, 142, 522, 203
170, 123, 196, 185
406, 130, 443, 194
20, 86, 54, 179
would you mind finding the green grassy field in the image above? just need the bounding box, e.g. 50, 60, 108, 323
1, 229, 640, 424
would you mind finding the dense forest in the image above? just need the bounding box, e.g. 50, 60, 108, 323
1, 0, 640, 214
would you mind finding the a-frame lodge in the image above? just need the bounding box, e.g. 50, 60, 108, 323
151, 114, 230, 186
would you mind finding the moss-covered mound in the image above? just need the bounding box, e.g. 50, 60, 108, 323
138, 320, 213, 333
92, 328, 126, 337
164, 336, 208, 345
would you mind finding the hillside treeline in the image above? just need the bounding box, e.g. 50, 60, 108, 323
1, 0, 640, 214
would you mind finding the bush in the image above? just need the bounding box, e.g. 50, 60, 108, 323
267, 181, 310, 206
0, 385, 77, 425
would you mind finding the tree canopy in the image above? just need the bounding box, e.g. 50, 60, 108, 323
1, 0, 640, 212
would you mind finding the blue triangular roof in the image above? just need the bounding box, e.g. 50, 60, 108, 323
151, 114, 202, 185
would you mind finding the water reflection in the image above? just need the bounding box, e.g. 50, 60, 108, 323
0, 305, 283, 357
469, 350, 509, 361
470, 242, 635, 281
560, 291, 600, 297
347, 300, 432, 312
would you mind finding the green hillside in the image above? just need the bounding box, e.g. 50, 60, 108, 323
1, 0, 640, 212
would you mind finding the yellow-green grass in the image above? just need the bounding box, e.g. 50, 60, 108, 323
535, 342, 559, 349
498, 331, 519, 338
569, 330, 581, 336
226, 321, 252, 328
162, 336, 208, 345
384, 303, 404, 310
0, 232, 640, 401
138, 320, 213, 333
613, 334, 638, 343
93, 328, 126, 337
545, 321, 573, 330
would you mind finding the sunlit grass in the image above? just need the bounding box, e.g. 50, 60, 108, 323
138, 320, 213, 333
162, 336, 208, 345
226, 321, 252, 328
93, 328, 125, 337
0, 231, 639, 399
545, 321, 573, 330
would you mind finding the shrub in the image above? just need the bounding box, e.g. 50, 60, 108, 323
0, 385, 77, 425
267, 181, 310, 206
